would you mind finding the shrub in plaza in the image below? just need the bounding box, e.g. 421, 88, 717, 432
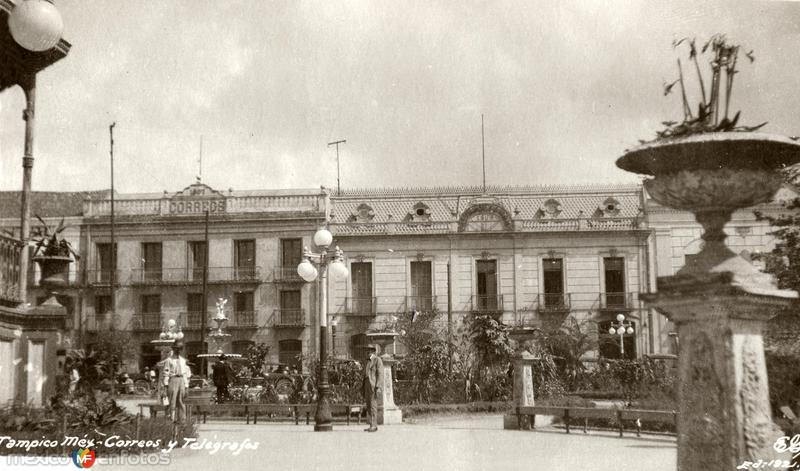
401, 401, 510, 421
540, 319, 597, 391
0, 345, 198, 456
0, 404, 196, 456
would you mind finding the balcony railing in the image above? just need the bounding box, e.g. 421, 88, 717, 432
471, 294, 504, 313
406, 295, 437, 312
130, 267, 262, 285
272, 267, 303, 283
232, 310, 257, 327
85, 269, 121, 286
343, 297, 377, 316
273, 309, 305, 328
0, 234, 22, 305
598, 292, 636, 310
180, 311, 205, 330
133, 312, 162, 331
536, 293, 571, 312
84, 313, 114, 331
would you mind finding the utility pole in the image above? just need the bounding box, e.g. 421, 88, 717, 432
447, 261, 453, 374
109, 122, 116, 331
200, 210, 210, 376
481, 114, 486, 193
197, 135, 203, 182
327, 139, 346, 195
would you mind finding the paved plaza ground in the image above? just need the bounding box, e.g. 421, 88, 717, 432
110, 413, 674, 471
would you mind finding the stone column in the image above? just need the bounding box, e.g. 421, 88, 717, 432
366, 332, 402, 424
503, 328, 539, 430
616, 134, 800, 469
503, 352, 537, 430
646, 271, 791, 469
377, 354, 402, 424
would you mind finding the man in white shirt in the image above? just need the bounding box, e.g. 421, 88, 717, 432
163, 342, 191, 423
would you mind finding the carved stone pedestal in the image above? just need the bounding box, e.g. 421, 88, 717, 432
377, 354, 402, 424
503, 351, 538, 430
616, 132, 800, 469
366, 332, 402, 424
645, 268, 793, 470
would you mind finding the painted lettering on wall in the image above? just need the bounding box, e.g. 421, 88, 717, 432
169, 199, 226, 214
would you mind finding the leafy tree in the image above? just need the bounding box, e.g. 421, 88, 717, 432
467, 313, 514, 369
243, 343, 271, 378
541, 317, 597, 391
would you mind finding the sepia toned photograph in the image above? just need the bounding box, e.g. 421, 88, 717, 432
2, 1, 800, 470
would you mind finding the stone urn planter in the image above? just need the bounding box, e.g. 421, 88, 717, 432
33, 255, 72, 290
617, 132, 800, 469
33, 255, 72, 305
365, 331, 399, 355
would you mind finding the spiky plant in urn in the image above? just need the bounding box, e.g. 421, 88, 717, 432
31, 216, 79, 302
617, 36, 800, 470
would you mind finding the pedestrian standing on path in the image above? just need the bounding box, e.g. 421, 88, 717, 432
362, 345, 383, 432
163, 342, 191, 423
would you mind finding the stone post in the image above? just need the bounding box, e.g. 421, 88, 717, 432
366, 331, 403, 424
377, 354, 402, 424
617, 133, 800, 469
503, 327, 539, 430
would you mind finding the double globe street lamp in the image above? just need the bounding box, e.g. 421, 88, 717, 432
3, 0, 68, 305
608, 313, 634, 357
297, 227, 348, 432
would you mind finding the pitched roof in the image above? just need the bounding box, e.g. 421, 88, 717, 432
330, 184, 643, 223
0, 190, 111, 219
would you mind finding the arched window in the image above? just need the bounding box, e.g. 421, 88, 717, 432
458, 203, 512, 232
464, 212, 505, 232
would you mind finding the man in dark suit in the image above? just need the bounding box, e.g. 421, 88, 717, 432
363, 345, 383, 432
212, 354, 233, 404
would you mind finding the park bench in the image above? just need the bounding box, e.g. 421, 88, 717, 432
191, 403, 365, 425
516, 405, 677, 437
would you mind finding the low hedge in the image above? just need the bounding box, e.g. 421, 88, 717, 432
401, 402, 510, 420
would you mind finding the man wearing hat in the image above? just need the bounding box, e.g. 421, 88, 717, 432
163, 342, 191, 423
362, 344, 383, 432
212, 354, 233, 404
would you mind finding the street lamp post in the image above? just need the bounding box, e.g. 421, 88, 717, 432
608, 313, 634, 358
297, 228, 348, 432
1, 0, 69, 306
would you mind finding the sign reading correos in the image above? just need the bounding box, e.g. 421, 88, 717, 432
170, 199, 226, 214
169, 182, 227, 215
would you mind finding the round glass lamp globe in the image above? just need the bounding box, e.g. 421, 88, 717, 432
615, 313, 625, 322
626, 326, 634, 335
313, 228, 333, 247
617, 327, 626, 335
297, 260, 318, 282
329, 260, 350, 279
608, 327, 616, 335
176, 331, 184, 340
8, 0, 64, 52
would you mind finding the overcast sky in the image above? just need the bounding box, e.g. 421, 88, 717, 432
1, 0, 800, 194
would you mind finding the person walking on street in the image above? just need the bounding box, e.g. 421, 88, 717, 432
163, 342, 191, 423
363, 345, 383, 432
